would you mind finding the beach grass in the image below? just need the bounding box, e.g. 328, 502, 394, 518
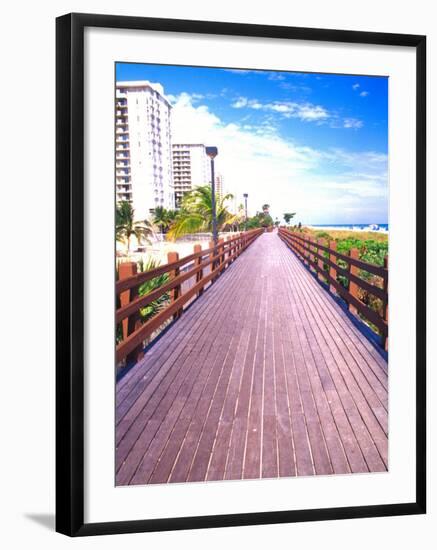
303, 227, 388, 243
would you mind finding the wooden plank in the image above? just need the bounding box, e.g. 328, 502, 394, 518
149, 259, 254, 484
116, 256, 252, 482
278, 240, 387, 469
168, 260, 261, 483
190, 248, 266, 481
271, 269, 296, 478
280, 234, 388, 333
116, 261, 245, 432
223, 262, 265, 481
115, 232, 388, 486
277, 248, 369, 473
116, 232, 263, 363
261, 274, 279, 478
279, 283, 335, 476
205, 279, 259, 481
287, 246, 389, 403
285, 245, 388, 376
242, 275, 267, 480
116, 257, 243, 399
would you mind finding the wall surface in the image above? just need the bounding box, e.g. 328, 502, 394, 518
0, 0, 435, 547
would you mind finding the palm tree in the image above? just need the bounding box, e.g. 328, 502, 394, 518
153, 206, 172, 237
116, 201, 153, 254
167, 185, 238, 240
235, 203, 246, 231
283, 212, 296, 225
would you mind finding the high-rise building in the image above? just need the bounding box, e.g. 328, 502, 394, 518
172, 144, 211, 208
214, 173, 238, 213
215, 173, 224, 202
115, 81, 174, 221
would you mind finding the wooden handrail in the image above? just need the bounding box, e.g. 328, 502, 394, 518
278, 228, 388, 345
282, 230, 387, 277
116, 232, 250, 294
116, 228, 263, 365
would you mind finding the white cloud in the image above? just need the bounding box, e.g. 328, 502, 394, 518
230, 97, 329, 122
268, 73, 286, 81
292, 104, 329, 121
343, 117, 364, 129
224, 69, 252, 74
280, 82, 312, 93
352, 83, 360, 90
360, 91, 369, 97
169, 94, 387, 224
231, 97, 248, 108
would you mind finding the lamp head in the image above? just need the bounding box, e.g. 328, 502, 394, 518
205, 146, 218, 159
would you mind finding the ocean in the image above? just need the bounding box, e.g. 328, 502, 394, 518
308, 223, 389, 233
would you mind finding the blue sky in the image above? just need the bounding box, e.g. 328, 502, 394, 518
116, 63, 388, 224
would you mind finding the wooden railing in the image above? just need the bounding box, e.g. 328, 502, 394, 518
278, 228, 388, 348
116, 228, 263, 366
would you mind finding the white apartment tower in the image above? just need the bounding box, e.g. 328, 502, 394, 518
215, 173, 224, 202
115, 81, 174, 220
172, 144, 211, 208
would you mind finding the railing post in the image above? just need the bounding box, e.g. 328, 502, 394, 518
329, 241, 337, 293
304, 236, 309, 265
168, 251, 182, 320
382, 254, 389, 350
308, 237, 315, 272
317, 239, 325, 281
194, 244, 204, 297
218, 238, 224, 273
348, 248, 359, 315
226, 236, 232, 265
209, 239, 216, 283
292, 233, 297, 257
118, 261, 143, 365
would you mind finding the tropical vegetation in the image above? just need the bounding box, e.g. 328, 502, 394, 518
116, 256, 170, 345
245, 209, 274, 229
116, 201, 153, 254
283, 212, 296, 225
137, 257, 170, 322
297, 226, 388, 333
166, 185, 237, 240
152, 206, 177, 236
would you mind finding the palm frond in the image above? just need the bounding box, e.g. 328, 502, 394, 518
167, 213, 206, 240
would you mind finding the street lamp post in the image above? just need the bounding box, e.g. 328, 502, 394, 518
243, 193, 248, 231
206, 146, 218, 245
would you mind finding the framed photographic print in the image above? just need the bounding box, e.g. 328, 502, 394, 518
56, 13, 426, 536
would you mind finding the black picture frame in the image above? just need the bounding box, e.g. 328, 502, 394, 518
56, 12, 426, 537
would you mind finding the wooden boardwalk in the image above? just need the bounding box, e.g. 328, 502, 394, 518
116, 232, 388, 485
